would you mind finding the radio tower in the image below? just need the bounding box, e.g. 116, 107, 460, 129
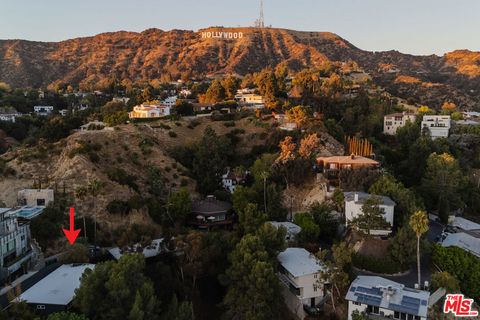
255, 0, 265, 28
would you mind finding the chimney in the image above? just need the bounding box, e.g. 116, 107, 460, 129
354, 193, 359, 202
351, 154, 355, 160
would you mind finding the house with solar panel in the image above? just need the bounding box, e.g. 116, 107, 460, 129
346, 276, 431, 320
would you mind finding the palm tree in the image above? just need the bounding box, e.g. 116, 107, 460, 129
259, 171, 269, 213
409, 210, 429, 287
75, 186, 88, 240
87, 179, 102, 251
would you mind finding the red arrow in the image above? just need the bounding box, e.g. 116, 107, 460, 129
63, 207, 81, 245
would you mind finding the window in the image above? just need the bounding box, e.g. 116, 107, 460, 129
37, 199, 46, 206
353, 301, 361, 306
36, 305, 45, 310
394, 311, 400, 319
372, 306, 379, 314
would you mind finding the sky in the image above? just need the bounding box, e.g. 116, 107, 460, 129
1, 0, 479, 56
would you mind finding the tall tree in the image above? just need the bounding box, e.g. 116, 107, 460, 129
74, 254, 160, 320
409, 210, 429, 287
192, 126, 232, 194
224, 234, 283, 320
350, 196, 390, 236
421, 153, 464, 223
205, 80, 226, 104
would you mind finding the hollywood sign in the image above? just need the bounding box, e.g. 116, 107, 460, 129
201, 31, 244, 39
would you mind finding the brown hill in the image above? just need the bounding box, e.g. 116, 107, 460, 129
0, 27, 479, 108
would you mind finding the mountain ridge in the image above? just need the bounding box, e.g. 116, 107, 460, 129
1, 27, 479, 108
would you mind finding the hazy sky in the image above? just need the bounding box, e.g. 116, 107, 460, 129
1, 0, 479, 55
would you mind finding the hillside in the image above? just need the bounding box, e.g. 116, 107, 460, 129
1, 27, 479, 109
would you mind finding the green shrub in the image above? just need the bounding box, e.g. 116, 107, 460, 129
106, 167, 139, 192
107, 200, 130, 215
224, 121, 236, 127
352, 254, 404, 274
432, 244, 480, 301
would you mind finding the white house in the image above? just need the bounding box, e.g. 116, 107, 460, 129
162, 96, 178, 108
17, 263, 95, 314
33, 106, 54, 116
17, 189, 54, 207
346, 276, 430, 320
128, 103, 171, 119
269, 222, 302, 241
277, 248, 326, 319
344, 192, 395, 236
0, 107, 22, 123
440, 216, 480, 258
58, 109, 69, 117
383, 112, 417, 135
441, 232, 480, 258
0, 208, 33, 281
221, 169, 247, 193
421, 115, 451, 139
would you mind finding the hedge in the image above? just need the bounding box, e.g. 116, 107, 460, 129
352, 253, 404, 275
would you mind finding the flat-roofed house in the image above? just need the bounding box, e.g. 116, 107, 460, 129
317, 155, 380, 187
17, 189, 54, 207
383, 112, 417, 135
0, 208, 32, 282
344, 192, 395, 236
17, 264, 95, 314
317, 155, 380, 171
346, 276, 430, 320
33, 106, 54, 116
277, 248, 326, 319
441, 232, 480, 258
421, 115, 451, 139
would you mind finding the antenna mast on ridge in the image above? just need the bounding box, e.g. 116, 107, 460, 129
255, 0, 265, 28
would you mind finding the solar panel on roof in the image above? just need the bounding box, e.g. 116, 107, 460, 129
356, 286, 382, 296
350, 286, 356, 292
389, 303, 419, 315
421, 300, 427, 306
403, 296, 421, 304
354, 293, 382, 306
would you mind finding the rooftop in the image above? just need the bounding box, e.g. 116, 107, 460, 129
277, 248, 324, 277
18, 264, 95, 306
345, 276, 430, 318
441, 232, 480, 258
10, 206, 46, 219
192, 196, 232, 215
344, 192, 396, 207
317, 155, 379, 166
450, 216, 480, 232
269, 221, 302, 235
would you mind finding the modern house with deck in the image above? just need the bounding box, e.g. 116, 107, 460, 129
317, 155, 380, 188
0, 208, 33, 283
346, 276, 431, 320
